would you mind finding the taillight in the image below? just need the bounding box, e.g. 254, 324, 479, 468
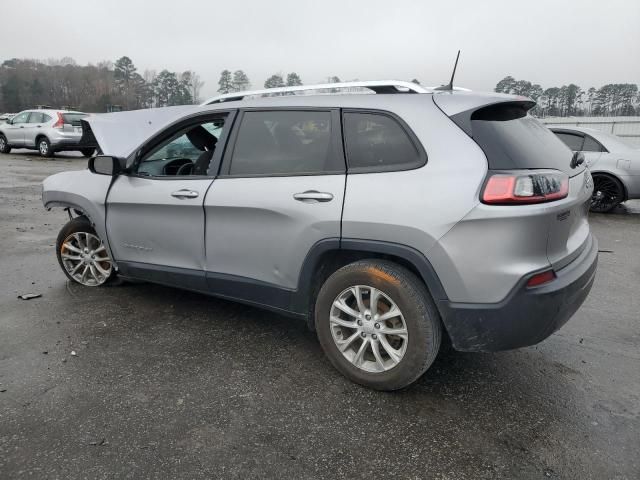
482, 170, 569, 205
53, 112, 64, 129
526, 269, 556, 287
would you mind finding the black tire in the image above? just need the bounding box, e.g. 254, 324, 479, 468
0, 134, 10, 154
37, 137, 54, 157
56, 216, 116, 286
315, 260, 442, 391
590, 174, 624, 213
80, 148, 95, 157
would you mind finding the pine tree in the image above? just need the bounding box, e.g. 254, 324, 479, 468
218, 70, 233, 94
286, 72, 303, 86
232, 70, 250, 92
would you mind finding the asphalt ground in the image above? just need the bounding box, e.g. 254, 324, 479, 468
1, 151, 639, 479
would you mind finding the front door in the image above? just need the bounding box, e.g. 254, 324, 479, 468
204, 109, 346, 293
5, 111, 30, 146
105, 113, 232, 290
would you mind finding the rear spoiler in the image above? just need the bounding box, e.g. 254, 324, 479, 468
433, 92, 535, 136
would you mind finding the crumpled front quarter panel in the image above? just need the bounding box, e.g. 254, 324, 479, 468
42, 170, 113, 259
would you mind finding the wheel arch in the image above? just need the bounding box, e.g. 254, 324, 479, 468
35, 133, 50, 147
295, 238, 449, 330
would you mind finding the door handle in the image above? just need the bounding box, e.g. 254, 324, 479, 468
293, 190, 334, 203
171, 189, 199, 199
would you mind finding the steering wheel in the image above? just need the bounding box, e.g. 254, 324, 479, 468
176, 162, 194, 176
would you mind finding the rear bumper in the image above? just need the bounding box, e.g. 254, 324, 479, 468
439, 234, 598, 352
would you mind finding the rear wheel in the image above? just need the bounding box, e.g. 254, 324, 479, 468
37, 137, 53, 157
56, 217, 115, 286
315, 260, 441, 391
591, 174, 624, 213
80, 148, 95, 157
0, 134, 10, 154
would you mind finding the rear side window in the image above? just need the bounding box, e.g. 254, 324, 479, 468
343, 112, 422, 172
28, 112, 44, 123
62, 113, 87, 126
555, 132, 584, 151
42, 113, 52, 122
458, 103, 577, 175
230, 110, 339, 176
582, 135, 604, 152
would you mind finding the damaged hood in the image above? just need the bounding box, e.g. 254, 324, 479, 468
83, 105, 200, 158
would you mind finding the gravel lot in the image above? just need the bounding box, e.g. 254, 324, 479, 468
1, 151, 639, 479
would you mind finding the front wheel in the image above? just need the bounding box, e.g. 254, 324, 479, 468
315, 260, 441, 391
56, 217, 115, 286
0, 134, 10, 154
591, 174, 624, 213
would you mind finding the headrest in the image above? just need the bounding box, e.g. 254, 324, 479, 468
186, 125, 218, 151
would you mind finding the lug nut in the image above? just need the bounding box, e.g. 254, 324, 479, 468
372, 334, 377, 340
374, 323, 380, 329
365, 313, 371, 320
357, 320, 363, 326
361, 332, 366, 338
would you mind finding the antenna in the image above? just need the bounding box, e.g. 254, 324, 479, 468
435, 50, 461, 91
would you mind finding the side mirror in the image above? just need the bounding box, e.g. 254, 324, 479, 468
88, 155, 125, 176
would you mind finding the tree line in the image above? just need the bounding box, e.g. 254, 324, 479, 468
216, 70, 341, 93
495, 76, 640, 117
0, 56, 203, 112
3, 57, 637, 118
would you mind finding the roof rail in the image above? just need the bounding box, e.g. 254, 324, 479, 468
202, 80, 431, 105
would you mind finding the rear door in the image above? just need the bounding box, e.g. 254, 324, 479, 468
23, 112, 45, 147
203, 109, 345, 290
4, 111, 30, 145
105, 112, 232, 290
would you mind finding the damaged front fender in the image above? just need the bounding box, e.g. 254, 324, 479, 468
42, 169, 116, 265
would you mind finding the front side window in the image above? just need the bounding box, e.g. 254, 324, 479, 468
11, 112, 30, 124
555, 132, 584, 151
343, 112, 422, 172
229, 110, 338, 176
137, 117, 226, 177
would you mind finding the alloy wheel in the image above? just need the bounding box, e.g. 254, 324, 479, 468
39, 140, 49, 156
330, 285, 408, 373
60, 232, 112, 286
591, 175, 623, 213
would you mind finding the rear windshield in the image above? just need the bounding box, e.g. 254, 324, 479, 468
457, 103, 581, 176
62, 113, 87, 126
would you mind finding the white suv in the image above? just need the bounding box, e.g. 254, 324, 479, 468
0, 109, 95, 157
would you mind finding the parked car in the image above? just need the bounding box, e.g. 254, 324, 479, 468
0, 113, 16, 124
0, 109, 96, 157
550, 126, 640, 212
42, 81, 597, 390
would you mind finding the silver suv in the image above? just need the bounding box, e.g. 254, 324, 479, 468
42, 81, 598, 390
0, 109, 95, 157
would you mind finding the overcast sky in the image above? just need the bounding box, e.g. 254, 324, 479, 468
4, 0, 639, 98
